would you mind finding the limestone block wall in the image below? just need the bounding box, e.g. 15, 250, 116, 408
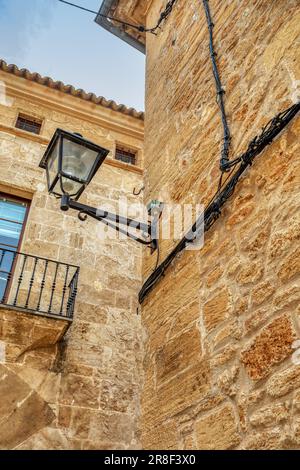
0, 308, 69, 449
0, 71, 145, 449
141, 0, 300, 449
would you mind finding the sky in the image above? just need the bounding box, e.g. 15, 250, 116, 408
0, 0, 146, 110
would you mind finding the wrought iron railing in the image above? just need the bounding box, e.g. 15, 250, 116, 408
0, 248, 79, 319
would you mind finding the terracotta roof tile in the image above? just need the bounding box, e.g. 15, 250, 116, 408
0, 59, 144, 121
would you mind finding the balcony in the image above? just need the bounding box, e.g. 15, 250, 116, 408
0, 248, 79, 320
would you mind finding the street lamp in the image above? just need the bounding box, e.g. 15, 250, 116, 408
39, 129, 162, 251
39, 128, 109, 201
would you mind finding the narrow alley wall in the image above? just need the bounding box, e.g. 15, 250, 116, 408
141, 0, 300, 449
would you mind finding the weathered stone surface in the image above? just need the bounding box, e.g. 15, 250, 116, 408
59, 374, 99, 409
244, 307, 269, 334
249, 403, 289, 427
69, 408, 93, 440
142, 421, 179, 450
269, 214, 300, 258
16, 427, 71, 450
143, 361, 210, 428
239, 428, 283, 450
88, 411, 135, 446
211, 344, 239, 367
241, 315, 295, 380
168, 300, 200, 337
226, 203, 255, 228
194, 403, 240, 449
217, 366, 239, 397
278, 247, 300, 282
291, 417, 300, 445
266, 366, 300, 398
100, 375, 137, 413
0, 365, 55, 449
75, 302, 108, 324
237, 262, 264, 285
244, 226, 271, 256
156, 326, 202, 382
273, 285, 300, 311
7, 364, 60, 404
182, 433, 197, 450
203, 288, 231, 333
58, 406, 72, 429
193, 392, 225, 417
233, 297, 248, 316
206, 265, 223, 287
293, 390, 300, 413
211, 319, 241, 350
251, 281, 276, 307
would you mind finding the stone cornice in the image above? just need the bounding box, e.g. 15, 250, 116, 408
0, 124, 143, 176
0, 123, 49, 145
1, 75, 144, 141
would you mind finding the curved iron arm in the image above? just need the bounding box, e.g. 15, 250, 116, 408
97, 217, 153, 246
60, 195, 156, 248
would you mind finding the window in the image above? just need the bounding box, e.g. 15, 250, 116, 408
0, 194, 30, 301
15, 113, 42, 135
115, 146, 137, 165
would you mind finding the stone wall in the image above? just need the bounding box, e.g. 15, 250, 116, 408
141, 0, 300, 449
0, 70, 144, 449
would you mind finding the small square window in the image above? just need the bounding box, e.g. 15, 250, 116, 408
115, 146, 136, 165
16, 114, 42, 135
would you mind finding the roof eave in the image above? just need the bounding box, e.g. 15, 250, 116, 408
95, 0, 146, 54
0, 59, 144, 120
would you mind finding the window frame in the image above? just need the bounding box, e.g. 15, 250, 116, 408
115, 144, 138, 166
15, 113, 43, 135
0, 192, 31, 302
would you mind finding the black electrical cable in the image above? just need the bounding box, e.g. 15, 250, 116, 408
58, 0, 178, 34
58, 0, 146, 32
202, 0, 231, 173
139, 102, 300, 304
146, 0, 178, 34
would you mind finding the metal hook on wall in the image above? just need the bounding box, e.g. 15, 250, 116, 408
133, 186, 145, 196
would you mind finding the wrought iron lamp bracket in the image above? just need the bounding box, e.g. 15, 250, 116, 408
60, 194, 160, 252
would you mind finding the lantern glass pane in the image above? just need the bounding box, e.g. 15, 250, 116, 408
52, 178, 83, 198
62, 140, 99, 183
47, 140, 59, 189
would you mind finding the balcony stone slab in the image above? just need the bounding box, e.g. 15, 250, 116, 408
0, 306, 70, 366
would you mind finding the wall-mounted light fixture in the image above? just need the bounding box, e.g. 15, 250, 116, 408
39, 129, 163, 252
